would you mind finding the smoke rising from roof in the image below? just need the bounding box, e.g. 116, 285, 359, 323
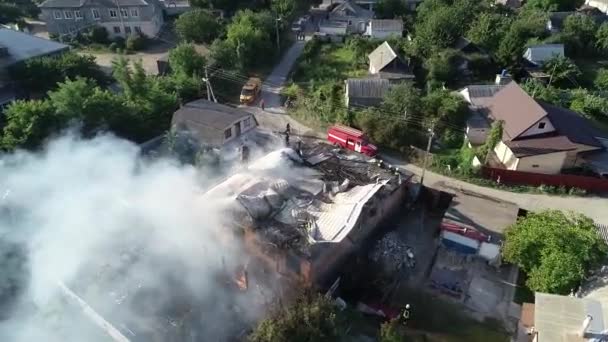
0, 134, 262, 342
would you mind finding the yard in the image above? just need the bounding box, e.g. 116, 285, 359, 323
291, 41, 369, 84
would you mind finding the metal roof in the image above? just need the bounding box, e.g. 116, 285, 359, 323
369, 19, 403, 32
346, 78, 390, 99
523, 44, 565, 66
0, 28, 69, 68
368, 41, 398, 73
39, 0, 149, 7
330, 1, 373, 18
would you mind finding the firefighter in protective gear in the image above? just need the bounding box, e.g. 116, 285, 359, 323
401, 304, 411, 325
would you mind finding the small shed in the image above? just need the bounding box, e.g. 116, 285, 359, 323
523, 44, 565, 66
344, 78, 390, 109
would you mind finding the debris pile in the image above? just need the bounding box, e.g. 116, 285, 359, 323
369, 232, 416, 271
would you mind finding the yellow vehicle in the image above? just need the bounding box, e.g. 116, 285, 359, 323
239, 77, 262, 104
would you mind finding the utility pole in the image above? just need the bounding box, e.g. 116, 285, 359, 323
420, 124, 435, 186
275, 17, 282, 54
204, 67, 211, 101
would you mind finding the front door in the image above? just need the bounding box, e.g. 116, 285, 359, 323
235, 122, 242, 137
355, 141, 362, 153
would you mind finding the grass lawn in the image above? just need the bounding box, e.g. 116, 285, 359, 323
292, 42, 369, 84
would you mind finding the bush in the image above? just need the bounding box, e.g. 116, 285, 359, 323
109, 42, 118, 52
126, 34, 146, 52
113, 37, 126, 49
88, 26, 109, 44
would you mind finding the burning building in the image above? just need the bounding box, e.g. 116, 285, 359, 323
205, 143, 414, 289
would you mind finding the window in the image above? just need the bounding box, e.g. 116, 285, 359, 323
130, 8, 139, 17
125, 26, 131, 34
224, 128, 232, 139
532, 164, 539, 168
113, 26, 121, 34
64, 10, 73, 19
243, 117, 251, 128
120, 8, 128, 18
109, 9, 118, 18
134, 26, 141, 33
92, 8, 100, 20
54, 10, 62, 19
538, 122, 546, 129
75, 10, 82, 19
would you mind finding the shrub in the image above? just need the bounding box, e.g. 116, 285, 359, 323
109, 42, 118, 51
88, 26, 109, 44
126, 34, 146, 52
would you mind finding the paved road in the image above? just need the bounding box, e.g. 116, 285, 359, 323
381, 155, 608, 225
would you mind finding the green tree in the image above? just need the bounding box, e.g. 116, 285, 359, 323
503, 210, 608, 294
1, 99, 58, 150
413, 6, 461, 56
562, 14, 598, 57
380, 319, 408, 342
175, 9, 220, 43
375, 0, 408, 19
466, 12, 512, 52
596, 22, 608, 55
381, 82, 423, 118
8, 52, 108, 94
497, 11, 549, 68
249, 292, 344, 342
477, 120, 503, 163
168, 43, 207, 76
271, 0, 296, 19
226, 9, 274, 68
524, 0, 584, 11
569, 89, 608, 122
424, 49, 459, 86
542, 55, 581, 87
209, 38, 237, 69
594, 68, 608, 90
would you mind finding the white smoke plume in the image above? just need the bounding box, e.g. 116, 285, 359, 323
0, 133, 266, 342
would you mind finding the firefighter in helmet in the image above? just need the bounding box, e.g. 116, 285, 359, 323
401, 304, 411, 325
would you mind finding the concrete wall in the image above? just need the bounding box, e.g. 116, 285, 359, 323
222, 115, 256, 144
516, 151, 567, 174
518, 117, 556, 138
495, 141, 519, 170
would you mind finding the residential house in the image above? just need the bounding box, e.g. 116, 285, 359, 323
523, 44, 565, 67
364, 19, 403, 39
495, 0, 522, 8
318, 0, 422, 11
0, 28, 69, 110
318, 21, 348, 42
344, 78, 389, 109
171, 99, 258, 147
586, 0, 608, 14
522, 291, 608, 341
368, 41, 414, 83
486, 82, 607, 174
327, 1, 373, 34
547, 11, 608, 33
39, 0, 164, 38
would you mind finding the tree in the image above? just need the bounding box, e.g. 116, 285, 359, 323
1, 99, 58, 150
209, 38, 237, 69
503, 210, 608, 294
168, 43, 207, 76
375, 0, 408, 19
594, 68, 608, 90
524, 0, 584, 11
9, 52, 108, 94
272, 0, 296, 19
380, 319, 408, 342
381, 82, 423, 118
466, 12, 511, 52
175, 9, 220, 43
542, 55, 581, 87
562, 14, 598, 57
226, 9, 274, 68
413, 6, 461, 56
596, 22, 608, 55
569, 89, 608, 122
249, 292, 344, 342
424, 49, 459, 86
477, 120, 503, 163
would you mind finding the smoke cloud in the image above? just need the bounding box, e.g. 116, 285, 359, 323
0, 133, 265, 342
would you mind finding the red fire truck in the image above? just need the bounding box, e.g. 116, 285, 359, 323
327, 124, 378, 157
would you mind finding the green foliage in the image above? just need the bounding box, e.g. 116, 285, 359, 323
375, 0, 409, 20
158, 72, 204, 104
125, 34, 147, 52
477, 120, 503, 163
382, 82, 423, 118
8, 52, 108, 94
168, 43, 207, 76
175, 9, 220, 43
379, 319, 408, 342
562, 14, 598, 57
1, 99, 57, 150
0, 0, 39, 24
524, 0, 584, 11
271, 0, 296, 19
497, 11, 549, 68
87, 26, 109, 44
281, 83, 302, 100
568, 89, 608, 122
596, 22, 608, 55
542, 56, 581, 87
345, 36, 379, 66
209, 38, 237, 69
594, 68, 608, 90
424, 49, 459, 86
249, 292, 344, 342
466, 12, 512, 52
226, 9, 275, 68
458, 142, 477, 175
503, 210, 607, 294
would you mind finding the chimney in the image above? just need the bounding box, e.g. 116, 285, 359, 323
579, 315, 593, 337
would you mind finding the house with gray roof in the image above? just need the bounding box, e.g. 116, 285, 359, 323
0, 28, 69, 109
344, 78, 389, 109
523, 44, 565, 66
368, 41, 414, 83
364, 19, 403, 39
457, 84, 503, 145
586, 0, 608, 14
327, 0, 373, 34
39, 0, 164, 38
547, 11, 608, 33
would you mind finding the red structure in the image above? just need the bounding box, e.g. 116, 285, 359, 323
441, 221, 489, 242
481, 167, 608, 193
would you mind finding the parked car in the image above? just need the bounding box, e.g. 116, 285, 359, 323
327, 124, 378, 157
240, 77, 261, 104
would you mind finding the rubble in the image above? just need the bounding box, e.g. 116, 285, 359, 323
369, 232, 416, 272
